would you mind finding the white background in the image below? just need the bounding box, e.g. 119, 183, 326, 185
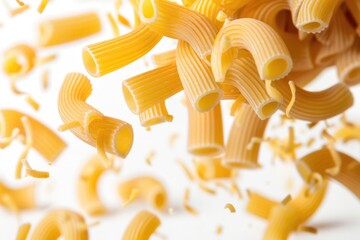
0, 0, 359, 239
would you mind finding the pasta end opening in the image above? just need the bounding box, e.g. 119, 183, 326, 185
263, 58, 288, 80
82, 49, 99, 77
140, 0, 156, 20
114, 125, 133, 157
122, 85, 138, 113
260, 102, 279, 119
197, 92, 221, 112
300, 22, 323, 33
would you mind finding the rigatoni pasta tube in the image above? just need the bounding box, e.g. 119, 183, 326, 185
0, 182, 36, 211
118, 176, 167, 210
83, 24, 162, 77
122, 64, 182, 114
30, 209, 88, 240
38, 12, 101, 47
2, 44, 36, 77
78, 155, 113, 216
225, 57, 280, 119
272, 80, 354, 122
224, 104, 269, 168
139, 102, 173, 128
138, 0, 217, 60
187, 102, 224, 157
58, 73, 133, 160
211, 18, 292, 82
297, 147, 360, 198
337, 38, 360, 86
211, 0, 251, 12
194, 158, 232, 181
0, 110, 66, 162
190, 0, 223, 30
221, 83, 241, 100
16, 223, 31, 240
122, 210, 160, 240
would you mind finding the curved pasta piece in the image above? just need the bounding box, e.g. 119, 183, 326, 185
122, 64, 182, 114
211, 18, 292, 82
225, 57, 280, 119
297, 148, 360, 198
220, 83, 241, 100
139, 102, 173, 128
118, 176, 167, 210
272, 80, 354, 121
58, 73, 133, 163
152, 50, 176, 67
224, 104, 269, 168
295, 0, 341, 33
0, 110, 66, 162
187, 102, 224, 157
122, 210, 160, 240
78, 155, 115, 216
246, 191, 278, 220
288, 65, 325, 87
39, 12, 101, 47
138, 0, 217, 61
83, 24, 162, 77
191, 0, 223, 29
337, 38, 360, 86
211, 0, 251, 12
29, 209, 88, 240
335, 125, 360, 142
194, 158, 232, 181
2, 44, 36, 77
0, 182, 36, 212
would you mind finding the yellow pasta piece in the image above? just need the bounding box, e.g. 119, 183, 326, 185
83, 24, 161, 77
0, 110, 66, 163
211, 18, 292, 82
246, 190, 278, 220
177, 160, 195, 181
297, 147, 360, 198
42, 69, 49, 90
122, 210, 161, 240
280, 194, 292, 205
230, 95, 246, 116
191, 0, 223, 29
78, 155, 117, 216
139, 0, 217, 61
10, 5, 29, 16
272, 80, 354, 121
335, 124, 360, 142
187, 102, 224, 157
58, 73, 133, 165
118, 176, 167, 210
216, 225, 223, 235
122, 188, 140, 207
16, 223, 31, 240
194, 158, 232, 181
107, 12, 120, 37
122, 64, 182, 114
139, 102, 173, 128
117, 13, 132, 28
183, 188, 198, 215
29, 209, 88, 240
38, 12, 101, 47
22, 159, 50, 179
224, 203, 236, 213
224, 104, 268, 168
25, 95, 40, 111
3, 44, 36, 78
221, 83, 241, 100
0, 182, 36, 212
295, 0, 342, 33
211, 0, 252, 14
225, 57, 280, 119
337, 37, 360, 86
298, 225, 318, 234
152, 50, 176, 66
37, 0, 49, 14
16, 0, 24, 6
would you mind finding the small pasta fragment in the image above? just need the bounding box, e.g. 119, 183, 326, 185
16, 223, 31, 240
25, 95, 40, 111
118, 176, 168, 210
38, 12, 101, 47
122, 188, 140, 207
107, 12, 120, 37
183, 189, 198, 215
224, 203, 236, 213
122, 210, 161, 240
37, 0, 49, 14
194, 158, 232, 181
29, 209, 88, 240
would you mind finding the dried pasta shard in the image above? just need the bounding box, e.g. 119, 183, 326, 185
58, 73, 133, 160
25, 95, 40, 111
107, 12, 120, 37
29, 209, 88, 240
37, 0, 49, 14
337, 38, 360, 86
139, 102, 173, 128
39, 12, 101, 47
118, 176, 168, 210
16, 223, 31, 240
122, 210, 161, 240
224, 203, 236, 213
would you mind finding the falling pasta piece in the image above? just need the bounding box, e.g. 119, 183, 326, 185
16, 223, 31, 240
25, 95, 40, 111
194, 158, 232, 181
224, 203, 236, 213
177, 160, 195, 181
107, 12, 120, 36
122, 189, 140, 207
216, 225, 223, 235
37, 0, 49, 14
122, 210, 161, 240
3, 44, 36, 78
280, 194, 292, 205
298, 225, 318, 234
10, 5, 29, 16
145, 151, 155, 166
117, 14, 131, 28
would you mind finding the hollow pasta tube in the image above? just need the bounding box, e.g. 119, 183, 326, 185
337, 38, 360, 86
2, 44, 36, 78
122, 210, 160, 240
139, 102, 173, 128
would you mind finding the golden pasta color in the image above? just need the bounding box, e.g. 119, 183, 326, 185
58, 73, 133, 165
2, 44, 36, 77
118, 176, 167, 210
337, 38, 360, 86
194, 158, 232, 181
139, 102, 173, 128
122, 210, 161, 240
38, 12, 101, 47
30, 209, 88, 240
0, 182, 36, 212
16, 223, 31, 240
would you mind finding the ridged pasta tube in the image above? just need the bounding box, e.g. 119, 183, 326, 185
139, 102, 173, 128
211, 0, 251, 11
83, 24, 162, 77
122, 210, 160, 240
337, 38, 360, 86
224, 104, 269, 168
211, 18, 292, 82
122, 64, 182, 114
30, 209, 88, 240
297, 147, 360, 199
194, 158, 232, 181
118, 176, 167, 210
0, 110, 66, 162
38, 12, 101, 47
138, 0, 217, 61
152, 50, 176, 67
187, 102, 224, 157
272, 80, 354, 121
58, 73, 133, 164
2, 44, 36, 77
225, 57, 280, 119
0, 182, 36, 212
